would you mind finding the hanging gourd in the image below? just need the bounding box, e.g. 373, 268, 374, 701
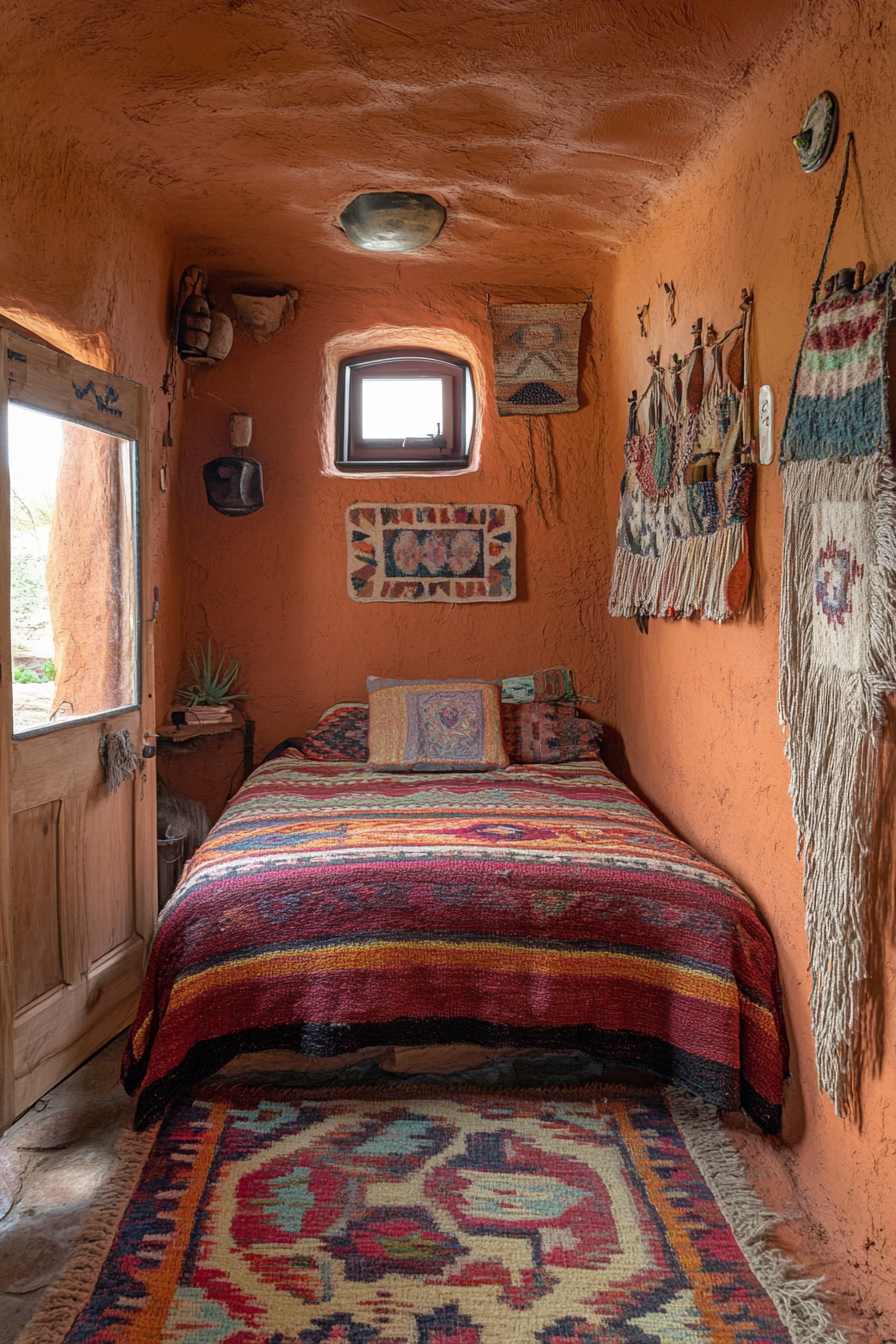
177, 268, 212, 361
175, 267, 234, 366
206, 304, 234, 362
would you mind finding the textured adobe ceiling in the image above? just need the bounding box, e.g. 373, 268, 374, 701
7, 0, 804, 286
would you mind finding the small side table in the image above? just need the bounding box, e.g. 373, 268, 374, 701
157, 711, 256, 784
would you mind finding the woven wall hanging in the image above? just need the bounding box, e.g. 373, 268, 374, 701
489, 302, 586, 415
778, 134, 896, 1115
608, 294, 756, 622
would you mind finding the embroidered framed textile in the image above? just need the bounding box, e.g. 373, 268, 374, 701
347, 504, 516, 602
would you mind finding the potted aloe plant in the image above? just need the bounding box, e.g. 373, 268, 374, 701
175, 642, 247, 724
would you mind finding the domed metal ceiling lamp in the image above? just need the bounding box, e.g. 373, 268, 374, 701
339, 192, 446, 252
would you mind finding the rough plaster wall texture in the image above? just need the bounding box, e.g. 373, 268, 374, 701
0, 68, 184, 715
0, 0, 819, 734
46, 424, 136, 718
2, 0, 811, 284
605, 0, 896, 1329
0, 90, 183, 723
164, 277, 615, 819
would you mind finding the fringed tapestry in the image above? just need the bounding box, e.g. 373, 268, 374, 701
347, 504, 517, 602
489, 302, 586, 415
778, 263, 896, 1115
608, 294, 757, 622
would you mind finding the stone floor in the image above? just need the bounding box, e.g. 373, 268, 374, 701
0, 1033, 134, 1343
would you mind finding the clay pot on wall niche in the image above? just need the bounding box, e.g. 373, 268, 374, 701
231, 289, 299, 342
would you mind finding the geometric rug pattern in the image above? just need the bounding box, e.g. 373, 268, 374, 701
56, 1087, 792, 1342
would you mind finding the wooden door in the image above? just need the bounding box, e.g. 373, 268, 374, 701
0, 331, 156, 1129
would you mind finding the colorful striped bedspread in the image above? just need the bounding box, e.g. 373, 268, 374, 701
123, 759, 787, 1132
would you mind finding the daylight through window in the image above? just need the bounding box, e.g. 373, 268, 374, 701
336, 348, 475, 472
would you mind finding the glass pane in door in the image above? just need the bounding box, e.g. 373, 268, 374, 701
8, 403, 138, 736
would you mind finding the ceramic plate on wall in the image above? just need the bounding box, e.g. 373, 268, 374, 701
792, 91, 839, 173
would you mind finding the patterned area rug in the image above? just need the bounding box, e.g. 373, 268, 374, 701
22, 1087, 844, 1344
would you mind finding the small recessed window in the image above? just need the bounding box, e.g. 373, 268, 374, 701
335, 348, 475, 472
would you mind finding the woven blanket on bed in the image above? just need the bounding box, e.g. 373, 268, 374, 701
123, 760, 787, 1132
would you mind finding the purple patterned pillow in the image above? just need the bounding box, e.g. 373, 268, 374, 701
302, 704, 369, 761
501, 702, 602, 765
367, 678, 508, 772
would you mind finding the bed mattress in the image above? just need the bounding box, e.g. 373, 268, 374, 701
123, 758, 788, 1131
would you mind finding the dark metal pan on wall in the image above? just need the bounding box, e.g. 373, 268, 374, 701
202, 456, 264, 516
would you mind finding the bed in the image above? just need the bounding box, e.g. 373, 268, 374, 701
123, 756, 788, 1133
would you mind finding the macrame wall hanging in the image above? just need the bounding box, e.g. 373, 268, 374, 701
608, 293, 756, 622
778, 133, 896, 1115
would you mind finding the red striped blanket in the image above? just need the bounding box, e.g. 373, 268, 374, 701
123, 759, 787, 1131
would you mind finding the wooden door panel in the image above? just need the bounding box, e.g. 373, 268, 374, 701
12, 801, 62, 1010
0, 331, 156, 1132
83, 779, 135, 965
10, 711, 138, 813
12, 934, 144, 1115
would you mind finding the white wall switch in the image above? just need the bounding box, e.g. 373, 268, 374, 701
758, 384, 774, 465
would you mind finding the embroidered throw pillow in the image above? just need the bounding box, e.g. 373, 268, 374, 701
302, 703, 369, 761
367, 678, 508, 772
501, 702, 603, 764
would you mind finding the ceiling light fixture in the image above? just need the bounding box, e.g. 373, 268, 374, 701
339, 192, 447, 252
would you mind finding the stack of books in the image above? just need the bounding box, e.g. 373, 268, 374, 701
170, 705, 233, 726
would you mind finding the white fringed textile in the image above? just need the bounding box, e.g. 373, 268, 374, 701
609, 519, 746, 622
778, 455, 896, 1114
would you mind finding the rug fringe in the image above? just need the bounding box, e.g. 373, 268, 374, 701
15, 1125, 159, 1344
609, 520, 745, 622
667, 1089, 848, 1344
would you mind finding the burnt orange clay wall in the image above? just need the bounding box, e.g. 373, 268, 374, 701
605, 0, 895, 1329
47, 424, 138, 719
163, 276, 617, 818
0, 126, 182, 726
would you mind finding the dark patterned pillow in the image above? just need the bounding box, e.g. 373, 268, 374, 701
302, 704, 369, 761
261, 737, 307, 764
501, 702, 602, 765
